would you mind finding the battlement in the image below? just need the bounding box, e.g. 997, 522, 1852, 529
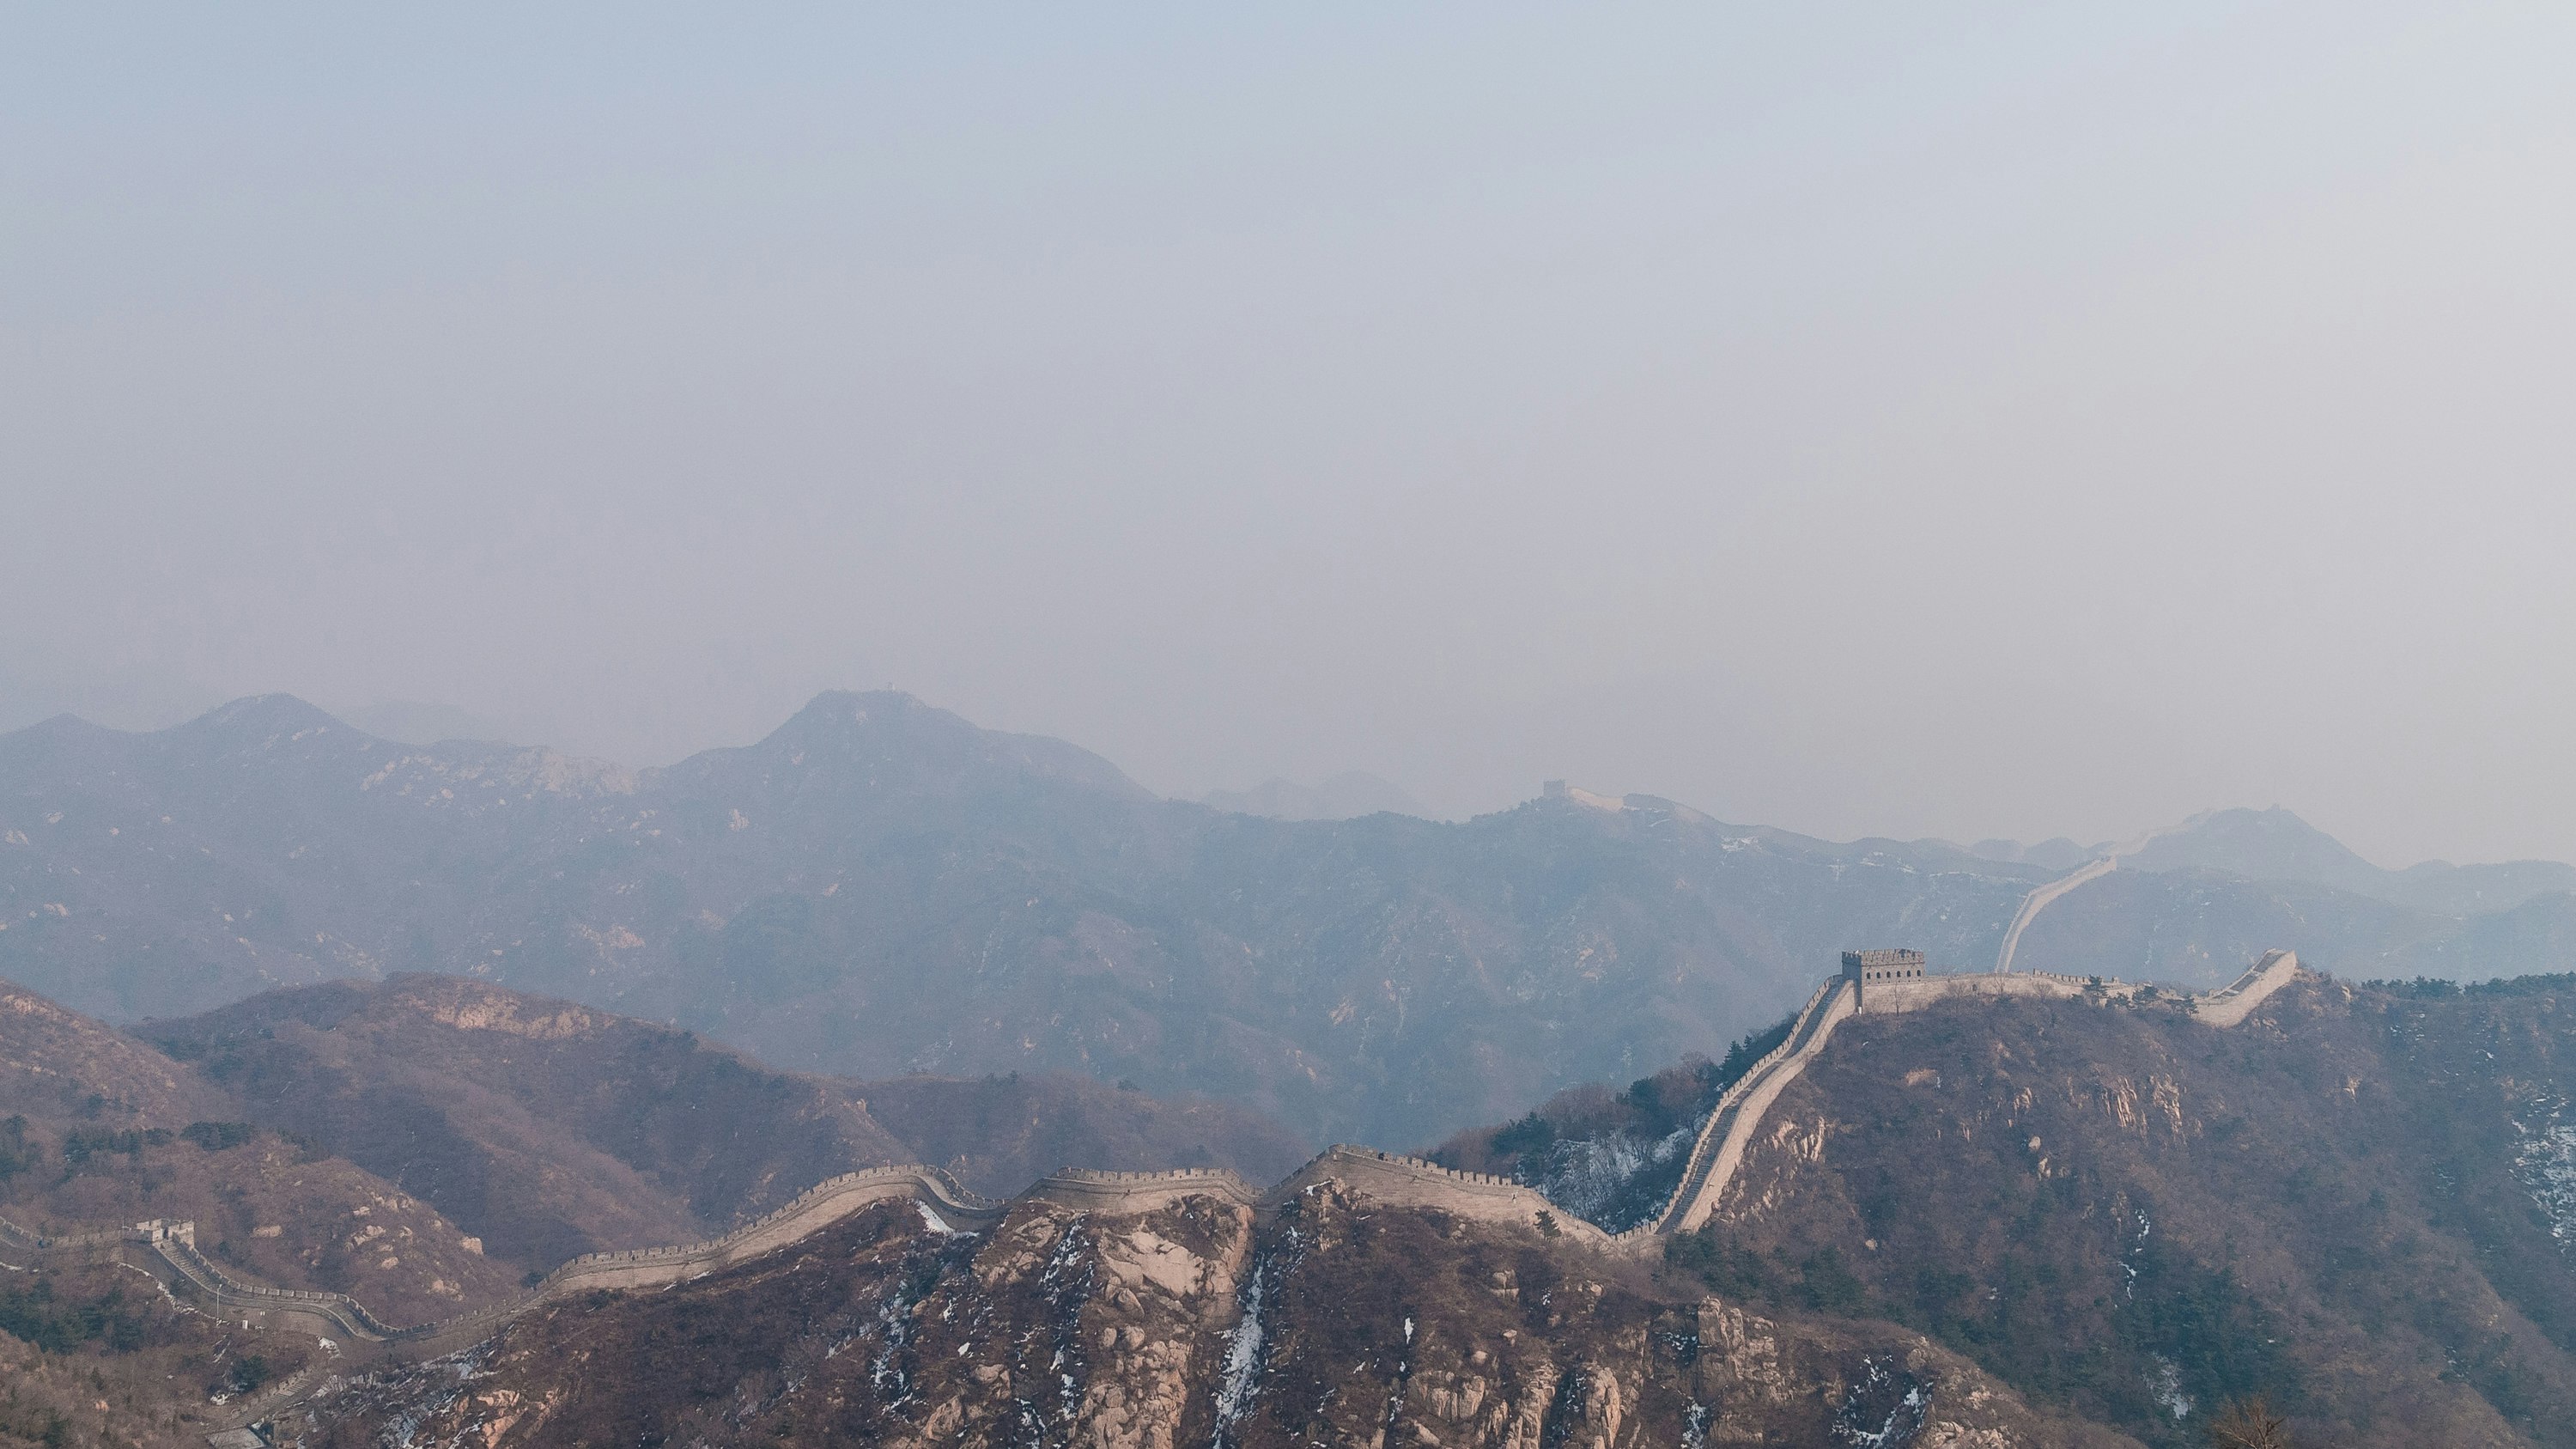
1656, 976, 1856, 1233
1044, 1166, 1245, 1183
1842, 947, 1926, 1005
1851, 951, 2301, 1020
1268, 1146, 1622, 1248
1033, 1165, 1261, 1213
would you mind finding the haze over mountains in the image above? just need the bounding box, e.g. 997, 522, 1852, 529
1200, 771, 1431, 822
4, 691, 2573, 1151
9, 695, 2576, 1447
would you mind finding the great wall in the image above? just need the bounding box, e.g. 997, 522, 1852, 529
0, 947, 2307, 1423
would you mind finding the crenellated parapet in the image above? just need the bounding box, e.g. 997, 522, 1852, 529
2196, 949, 2300, 1026
392, 1164, 1008, 1355
1266, 1145, 1624, 1248
1653, 975, 1859, 1235
1642, 950, 2306, 1236
0, 1212, 401, 1348
1031, 1165, 1261, 1214
1855, 951, 2301, 1021
1647, 977, 1841, 1235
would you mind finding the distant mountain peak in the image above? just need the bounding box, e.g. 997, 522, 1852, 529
698, 688, 1148, 799
2123, 804, 2576, 915
767, 690, 971, 747
2128, 806, 2385, 893
186, 692, 356, 742
791, 687, 920, 722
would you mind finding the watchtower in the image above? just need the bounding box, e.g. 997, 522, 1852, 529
1843, 947, 1926, 1005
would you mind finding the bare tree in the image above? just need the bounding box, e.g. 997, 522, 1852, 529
2208, 1397, 2293, 1449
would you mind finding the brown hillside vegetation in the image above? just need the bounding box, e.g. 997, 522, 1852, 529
1675, 975, 2576, 1447
37, 969, 2576, 1446
143, 976, 1313, 1266
0, 1255, 319, 1449
7, 971, 1309, 1340
3, 980, 520, 1323
3, 1127, 519, 1327
144, 976, 913, 1269
1, 982, 227, 1125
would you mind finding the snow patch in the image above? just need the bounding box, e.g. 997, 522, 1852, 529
2512, 1095, 2576, 1249
1212, 1227, 1303, 1447
2148, 1355, 2193, 1421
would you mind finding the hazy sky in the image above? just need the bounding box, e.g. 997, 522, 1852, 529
8, 5, 2576, 866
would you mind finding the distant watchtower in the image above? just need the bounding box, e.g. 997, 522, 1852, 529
1843, 947, 1926, 1005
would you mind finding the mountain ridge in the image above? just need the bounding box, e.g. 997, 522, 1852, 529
64, 968, 2576, 1449
2126, 805, 2576, 916
7, 692, 2574, 1150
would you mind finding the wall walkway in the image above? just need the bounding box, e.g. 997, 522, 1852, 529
1652, 977, 1857, 1234
2196, 949, 2300, 1026
1993, 855, 2117, 973
1267, 1146, 1625, 1249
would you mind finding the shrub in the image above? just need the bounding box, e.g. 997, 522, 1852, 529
59, 1127, 171, 1166
181, 1121, 258, 1152
0, 1116, 36, 1180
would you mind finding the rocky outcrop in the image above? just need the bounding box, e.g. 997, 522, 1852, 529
286, 1179, 2128, 1449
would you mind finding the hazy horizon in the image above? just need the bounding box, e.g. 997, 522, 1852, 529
10, 5, 2576, 868
0, 679, 2505, 876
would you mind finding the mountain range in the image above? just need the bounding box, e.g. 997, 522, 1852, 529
4, 691, 2574, 1153
321, 971, 2576, 1447
2, 973, 1301, 1301
15, 960, 2576, 1446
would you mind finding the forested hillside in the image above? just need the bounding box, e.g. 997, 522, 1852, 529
6, 692, 2572, 1148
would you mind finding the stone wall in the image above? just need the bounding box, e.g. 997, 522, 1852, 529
1993, 855, 2118, 972
391, 1164, 1007, 1356
1267, 1146, 1624, 1249
1860, 971, 2102, 1014
1648, 978, 1842, 1234
1030, 1166, 1260, 1215
1662, 976, 1859, 1234
1651, 952, 2305, 1233
1857, 953, 2302, 1022
2196, 949, 2300, 1026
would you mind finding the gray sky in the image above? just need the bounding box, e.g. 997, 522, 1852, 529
7, 4, 2576, 866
